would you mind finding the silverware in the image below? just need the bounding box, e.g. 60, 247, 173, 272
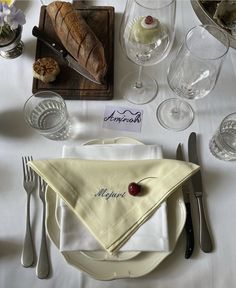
36, 177, 50, 279
176, 144, 195, 259
21, 156, 36, 267
188, 132, 213, 253
32, 26, 102, 85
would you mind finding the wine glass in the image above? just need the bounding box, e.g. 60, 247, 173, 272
157, 24, 229, 131
119, 0, 176, 105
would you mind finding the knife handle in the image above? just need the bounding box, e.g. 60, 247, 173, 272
32, 26, 67, 58
184, 202, 194, 259
196, 196, 213, 253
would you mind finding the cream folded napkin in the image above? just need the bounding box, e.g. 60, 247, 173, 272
29, 154, 199, 253
60, 144, 169, 252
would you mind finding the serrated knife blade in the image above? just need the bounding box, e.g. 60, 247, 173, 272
188, 132, 213, 253
176, 144, 194, 259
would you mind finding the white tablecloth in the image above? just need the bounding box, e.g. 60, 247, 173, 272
1, 0, 236, 287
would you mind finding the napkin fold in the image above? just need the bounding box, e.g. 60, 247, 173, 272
29, 153, 199, 253
60, 144, 169, 252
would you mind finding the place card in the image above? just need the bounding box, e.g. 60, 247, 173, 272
103, 105, 143, 132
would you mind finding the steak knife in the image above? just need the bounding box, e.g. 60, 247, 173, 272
32, 26, 102, 85
176, 144, 194, 259
188, 132, 213, 253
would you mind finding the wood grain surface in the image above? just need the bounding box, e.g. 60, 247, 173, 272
32, 3, 114, 100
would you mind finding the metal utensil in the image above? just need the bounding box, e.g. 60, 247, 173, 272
176, 144, 195, 259
32, 26, 102, 85
188, 132, 213, 252
36, 177, 50, 279
21, 156, 36, 267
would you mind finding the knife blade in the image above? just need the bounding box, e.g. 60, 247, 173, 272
32, 26, 102, 85
188, 132, 213, 253
176, 143, 194, 259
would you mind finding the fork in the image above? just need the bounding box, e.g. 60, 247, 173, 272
21, 156, 36, 267
36, 177, 50, 279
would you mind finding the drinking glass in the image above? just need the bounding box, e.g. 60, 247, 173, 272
119, 0, 176, 104
209, 113, 236, 161
23, 91, 71, 140
157, 24, 229, 131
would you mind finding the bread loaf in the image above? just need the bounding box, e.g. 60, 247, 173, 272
46, 1, 107, 83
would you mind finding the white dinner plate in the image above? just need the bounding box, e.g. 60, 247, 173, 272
45, 137, 186, 280
82, 137, 144, 145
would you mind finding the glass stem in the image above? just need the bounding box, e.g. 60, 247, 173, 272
135, 66, 143, 89
171, 100, 182, 119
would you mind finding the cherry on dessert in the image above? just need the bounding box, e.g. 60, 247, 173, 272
128, 182, 141, 196
145, 15, 154, 25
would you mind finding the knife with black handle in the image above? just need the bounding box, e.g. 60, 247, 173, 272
176, 144, 194, 259
188, 132, 213, 253
32, 26, 102, 84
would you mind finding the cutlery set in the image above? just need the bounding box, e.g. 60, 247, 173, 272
20, 133, 212, 273
21, 156, 50, 279
177, 132, 213, 258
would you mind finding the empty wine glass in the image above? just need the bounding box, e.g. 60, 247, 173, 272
157, 24, 229, 131
119, 0, 176, 104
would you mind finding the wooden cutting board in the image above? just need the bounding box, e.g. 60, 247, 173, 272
32, 3, 114, 100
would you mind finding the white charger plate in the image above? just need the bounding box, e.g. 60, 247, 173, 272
45, 137, 186, 280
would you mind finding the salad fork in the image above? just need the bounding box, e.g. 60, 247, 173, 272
21, 156, 35, 267
36, 177, 50, 279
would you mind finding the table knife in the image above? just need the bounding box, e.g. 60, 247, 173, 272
32, 26, 102, 85
188, 132, 213, 253
176, 144, 194, 259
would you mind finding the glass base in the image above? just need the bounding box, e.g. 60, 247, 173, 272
0, 40, 24, 59
120, 71, 158, 105
156, 98, 194, 131
209, 136, 230, 161
209, 133, 236, 161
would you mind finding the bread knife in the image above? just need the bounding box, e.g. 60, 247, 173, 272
176, 143, 194, 259
188, 132, 213, 253
32, 26, 102, 85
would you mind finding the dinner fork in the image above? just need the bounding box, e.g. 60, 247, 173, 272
36, 177, 50, 279
21, 156, 35, 267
